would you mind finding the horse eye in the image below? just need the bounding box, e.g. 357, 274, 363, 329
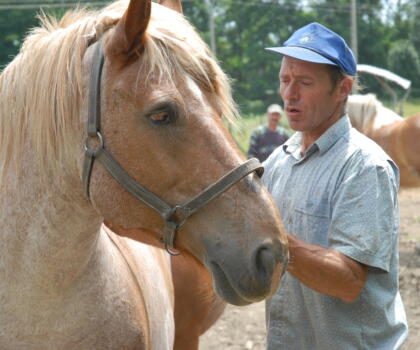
149, 111, 171, 125
146, 102, 179, 126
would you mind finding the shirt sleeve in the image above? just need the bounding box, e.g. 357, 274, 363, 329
262, 145, 284, 192
329, 152, 399, 272
247, 129, 259, 159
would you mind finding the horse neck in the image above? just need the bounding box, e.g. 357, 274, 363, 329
348, 105, 375, 135
0, 156, 102, 291
373, 106, 403, 129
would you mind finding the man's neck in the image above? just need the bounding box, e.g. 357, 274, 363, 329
268, 123, 278, 131
300, 111, 343, 154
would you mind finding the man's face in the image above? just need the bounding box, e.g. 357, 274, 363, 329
279, 56, 350, 135
267, 112, 281, 126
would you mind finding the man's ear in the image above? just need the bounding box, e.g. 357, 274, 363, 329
338, 77, 353, 101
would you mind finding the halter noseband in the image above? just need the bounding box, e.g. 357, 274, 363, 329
82, 41, 264, 255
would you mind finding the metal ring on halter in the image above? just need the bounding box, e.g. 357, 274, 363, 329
161, 206, 185, 256
165, 241, 181, 256
84, 131, 104, 157
161, 220, 181, 256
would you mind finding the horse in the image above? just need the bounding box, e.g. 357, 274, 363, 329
347, 94, 420, 188
0, 0, 289, 349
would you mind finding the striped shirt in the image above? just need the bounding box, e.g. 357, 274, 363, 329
248, 125, 289, 162
263, 115, 408, 350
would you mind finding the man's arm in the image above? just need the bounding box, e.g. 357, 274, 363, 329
287, 233, 368, 303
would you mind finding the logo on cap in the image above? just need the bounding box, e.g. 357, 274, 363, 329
299, 34, 314, 44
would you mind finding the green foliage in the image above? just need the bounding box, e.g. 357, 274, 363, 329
0, 9, 39, 69
388, 38, 419, 75
388, 40, 420, 96
402, 99, 420, 118
2, 0, 420, 113
182, 0, 419, 113
215, 0, 316, 113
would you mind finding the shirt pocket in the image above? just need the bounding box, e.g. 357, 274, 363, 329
294, 199, 330, 246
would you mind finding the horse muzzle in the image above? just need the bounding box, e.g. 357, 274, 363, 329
206, 238, 288, 306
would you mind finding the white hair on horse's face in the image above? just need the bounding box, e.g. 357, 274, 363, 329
186, 76, 204, 104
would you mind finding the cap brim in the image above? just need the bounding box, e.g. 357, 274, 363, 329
265, 46, 337, 66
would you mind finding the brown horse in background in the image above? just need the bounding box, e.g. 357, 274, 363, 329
347, 94, 420, 187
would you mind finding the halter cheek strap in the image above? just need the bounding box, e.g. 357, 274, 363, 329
82, 41, 264, 255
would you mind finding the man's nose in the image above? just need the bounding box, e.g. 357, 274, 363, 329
281, 82, 299, 101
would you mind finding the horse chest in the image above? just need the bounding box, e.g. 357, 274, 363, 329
0, 237, 174, 350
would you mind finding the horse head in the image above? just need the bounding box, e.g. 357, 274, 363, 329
79, 0, 289, 305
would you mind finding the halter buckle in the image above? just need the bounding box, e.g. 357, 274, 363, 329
84, 131, 104, 157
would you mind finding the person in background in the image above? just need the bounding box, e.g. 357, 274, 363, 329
262, 22, 408, 349
247, 104, 289, 162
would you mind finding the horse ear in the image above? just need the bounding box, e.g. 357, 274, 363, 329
158, 0, 183, 14
106, 0, 152, 61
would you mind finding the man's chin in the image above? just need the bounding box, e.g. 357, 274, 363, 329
288, 121, 305, 132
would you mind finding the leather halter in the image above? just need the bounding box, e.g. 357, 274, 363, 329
82, 41, 264, 255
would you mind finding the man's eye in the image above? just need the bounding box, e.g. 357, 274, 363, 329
149, 111, 170, 124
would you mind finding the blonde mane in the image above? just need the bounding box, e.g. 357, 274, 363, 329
347, 94, 381, 133
0, 0, 238, 182
347, 93, 403, 133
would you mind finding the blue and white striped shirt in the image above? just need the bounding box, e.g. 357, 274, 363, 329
263, 115, 408, 350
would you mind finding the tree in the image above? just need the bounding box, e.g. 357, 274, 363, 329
388, 40, 420, 96
183, 0, 316, 113
0, 9, 39, 68
2, 0, 419, 106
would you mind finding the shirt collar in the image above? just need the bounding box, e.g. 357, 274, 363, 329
283, 115, 351, 159
316, 115, 351, 154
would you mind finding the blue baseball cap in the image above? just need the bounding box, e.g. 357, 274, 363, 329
266, 22, 357, 76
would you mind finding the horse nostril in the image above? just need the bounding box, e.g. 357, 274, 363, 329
253, 244, 277, 286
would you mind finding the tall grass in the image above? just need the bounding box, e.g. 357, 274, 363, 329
403, 99, 420, 117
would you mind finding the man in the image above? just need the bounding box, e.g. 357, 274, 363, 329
247, 104, 289, 162
263, 22, 408, 349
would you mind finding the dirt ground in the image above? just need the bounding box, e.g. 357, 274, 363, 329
200, 187, 420, 350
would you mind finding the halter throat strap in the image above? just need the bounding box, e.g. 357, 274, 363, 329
82, 41, 264, 254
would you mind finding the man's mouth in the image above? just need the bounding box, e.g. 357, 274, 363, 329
286, 106, 302, 116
